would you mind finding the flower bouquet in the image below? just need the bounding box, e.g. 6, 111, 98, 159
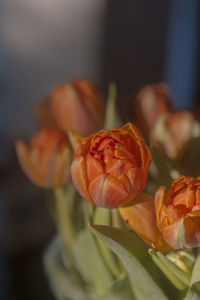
16, 79, 200, 300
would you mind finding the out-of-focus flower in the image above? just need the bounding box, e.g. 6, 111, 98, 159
71, 123, 151, 208
16, 129, 72, 188
134, 83, 173, 136
35, 98, 58, 129
155, 176, 200, 249
119, 193, 172, 252
51, 78, 105, 136
151, 111, 200, 160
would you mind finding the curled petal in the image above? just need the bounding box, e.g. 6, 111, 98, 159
119, 193, 172, 252
155, 186, 166, 231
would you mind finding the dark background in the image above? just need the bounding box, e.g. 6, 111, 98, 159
0, 0, 199, 299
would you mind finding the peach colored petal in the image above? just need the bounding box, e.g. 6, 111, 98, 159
185, 217, 200, 248
119, 193, 172, 252
173, 189, 195, 208
105, 157, 122, 177
88, 174, 128, 208
127, 168, 138, 187
86, 155, 103, 182
196, 189, 200, 205
167, 205, 185, 224
118, 173, 132, 193
16, 141, 46, 187
71, 156, 93, 204
114, 144, 138, 165
155, 186, 166, 230
163, 219, 186, 249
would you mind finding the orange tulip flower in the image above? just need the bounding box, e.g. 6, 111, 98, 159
16, 129, 72, 188
51, 78, 105, 136
151, 111, 198, 160
134, 83, 173, 136
155, 176, 200, 249
71, 123, 151, 208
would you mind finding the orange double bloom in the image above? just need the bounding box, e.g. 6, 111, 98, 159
155, 176, 200, 249
71, 123, 151, 208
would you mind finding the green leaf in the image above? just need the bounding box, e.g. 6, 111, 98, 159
183, 249, 200, 300
100, 275, 135, 300
93, 207, 122, 278
90, 224, 168, 300
73, 228, 115, 296
149, 249, 189, 290
44, 236, 87, 300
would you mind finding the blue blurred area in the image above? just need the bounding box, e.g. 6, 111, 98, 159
164, 0, 199, 109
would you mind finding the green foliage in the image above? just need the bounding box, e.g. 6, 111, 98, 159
90, 224, 169, 300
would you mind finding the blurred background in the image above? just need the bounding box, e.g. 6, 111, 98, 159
0, 0, 199, 299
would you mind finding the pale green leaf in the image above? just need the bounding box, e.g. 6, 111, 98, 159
90, 224, 168, 300
149, 249, 189, 290
73, 229, 115, 296
93, 207, 122, 277
183, 249, 200, 300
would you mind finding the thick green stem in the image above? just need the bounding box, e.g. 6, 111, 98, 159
54, 188, 76, 253
111, 209, 124, 228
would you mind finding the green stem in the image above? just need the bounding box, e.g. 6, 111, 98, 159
149, 249, 188, 290
104, 82, 121, 129
54, 188, 76, 253
111, 209, 124, 228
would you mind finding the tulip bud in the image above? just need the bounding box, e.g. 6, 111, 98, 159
155, 176, 200, 249
71, 123, 151, 208
16, 129, 72, 188
134, 83, 173, 136
151, 111, 200, 160
51, 78, 105, 136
